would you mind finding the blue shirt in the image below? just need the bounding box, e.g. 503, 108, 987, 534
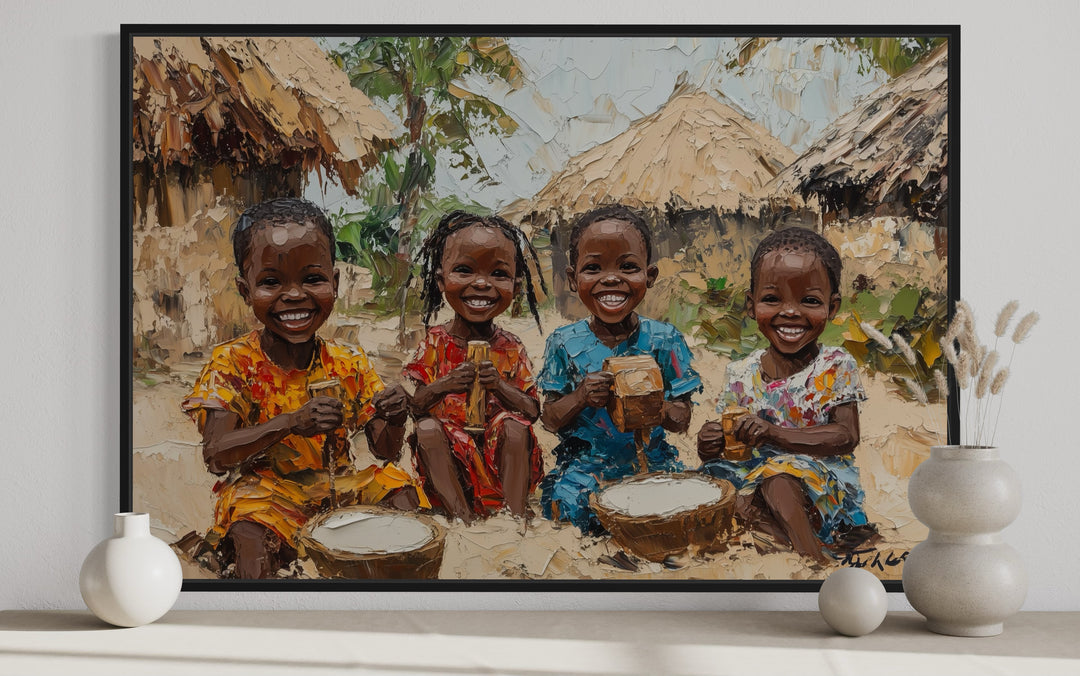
537, 317, 701, 464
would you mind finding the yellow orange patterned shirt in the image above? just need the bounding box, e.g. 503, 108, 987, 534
182, 331, 420, 546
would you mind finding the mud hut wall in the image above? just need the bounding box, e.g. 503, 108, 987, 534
133, 179, 388, 368
131, 161, 309, 364
133, 196, 250, 365
133, 162, 304, 230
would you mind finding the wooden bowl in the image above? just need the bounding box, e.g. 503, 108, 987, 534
590, 472, 736, 562
298, 505, 445, 579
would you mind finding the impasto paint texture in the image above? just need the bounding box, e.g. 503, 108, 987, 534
128, 32, 952, 584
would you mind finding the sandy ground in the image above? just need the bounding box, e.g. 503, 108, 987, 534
133, 308, 940, 582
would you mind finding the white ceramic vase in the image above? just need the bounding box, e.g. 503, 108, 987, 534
902, 446, 1027, 637
79, 512, 183, 627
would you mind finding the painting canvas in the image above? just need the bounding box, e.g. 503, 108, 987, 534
124, 26, 958, 589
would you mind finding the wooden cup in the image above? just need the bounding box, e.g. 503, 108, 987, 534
464, 341, 490, 434
721, 405, 751, 461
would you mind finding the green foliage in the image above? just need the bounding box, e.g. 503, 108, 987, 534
676, 280, 767, 359
835, 37, 946, 78
706, 277, 727, 292
842, 285, 948, 378
718, 36, 944, 79
331, 189, 494, 316
682, 278, 947, 388
334, 203, 400, 282
331, 36, 521, 191
326, 36, 525, 325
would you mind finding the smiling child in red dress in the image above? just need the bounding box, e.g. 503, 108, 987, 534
405, 211, 547, 524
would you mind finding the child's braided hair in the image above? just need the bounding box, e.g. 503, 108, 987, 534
413, 210, 548, 329
749, 227, 843, 296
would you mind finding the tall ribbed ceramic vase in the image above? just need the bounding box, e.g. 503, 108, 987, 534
902, 446, 1027, 636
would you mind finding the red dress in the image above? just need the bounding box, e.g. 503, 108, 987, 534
405, 325, 543, 515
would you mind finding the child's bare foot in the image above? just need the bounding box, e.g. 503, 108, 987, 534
226, 520, 296, 579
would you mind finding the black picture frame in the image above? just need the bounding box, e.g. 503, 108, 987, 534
123, 24, 960, 592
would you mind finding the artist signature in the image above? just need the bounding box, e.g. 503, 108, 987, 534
839, 548, 909, 571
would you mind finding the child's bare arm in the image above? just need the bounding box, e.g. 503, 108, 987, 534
200, 397, 343, 474
367, 384, 409, 462
539, 371, 614, 432
410, 362, 476, 416
476, 361, 539, 421
734, 402, 860, 457
660, 393, 693, 433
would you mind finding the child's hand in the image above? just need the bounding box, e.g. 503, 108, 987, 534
289, 396, 344, 437
732, 414, 773, 447
579, 371, 614, 408
442, 362, 477, 394
477, 360, 502, 390
373, 384, 409, 424
662, 399, 691, 431
697, 420, 726, 460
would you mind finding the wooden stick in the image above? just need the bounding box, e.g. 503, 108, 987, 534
309, 379, 343, 511
322, 436, 338, 511
465, 341, 490, 434
634, 428, 649, 474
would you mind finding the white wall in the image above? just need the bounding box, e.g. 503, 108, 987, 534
2, 0, 1076, 612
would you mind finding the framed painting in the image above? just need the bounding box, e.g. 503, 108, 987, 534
123, 25, 959, 590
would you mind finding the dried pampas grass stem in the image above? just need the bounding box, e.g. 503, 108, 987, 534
940, 336, 960, 367
903, 377, 929, 406
860, 322, 892, 349
892, 333, 918, 366
933, 369, 950, 399
994, 300, 1019, 338
975, 351, 999, 400
940, 299, 1037, 446
990, 368, 1009, 395
1012, 312, 1039, 344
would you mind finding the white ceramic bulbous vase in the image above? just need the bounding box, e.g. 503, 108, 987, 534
902, 446, 1027, 637
79, 512, 183, 627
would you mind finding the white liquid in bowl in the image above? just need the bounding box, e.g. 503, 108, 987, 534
310, 511, 435, 555
596, 476, 727, 518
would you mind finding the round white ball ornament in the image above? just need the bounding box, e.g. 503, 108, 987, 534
818, 567, 888, 636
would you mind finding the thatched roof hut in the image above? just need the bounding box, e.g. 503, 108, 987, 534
131, 36, 395, 362
513, 90, 795, 228
132, 36, 395, 227
506, 90, 796, 317
767, 44, 948, 225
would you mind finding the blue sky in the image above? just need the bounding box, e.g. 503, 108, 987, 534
311, 36, 892, 214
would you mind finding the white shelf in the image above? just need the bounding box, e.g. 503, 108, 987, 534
1, 610, 1077, 675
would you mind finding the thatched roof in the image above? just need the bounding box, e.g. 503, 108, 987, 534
512, 90, 795, 226
767, 44, 948, 222
132, 36, 396, 194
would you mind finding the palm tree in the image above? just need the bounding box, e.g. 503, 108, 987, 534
330, 36, 523, 262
